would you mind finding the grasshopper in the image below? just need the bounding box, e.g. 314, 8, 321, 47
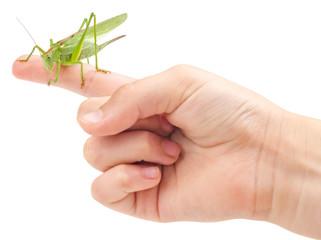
18, 13, 127, 88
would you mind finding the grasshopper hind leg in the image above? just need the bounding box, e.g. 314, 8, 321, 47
96, 68, 110, 74
92, 13, 110, 74
63, 61, 85, 88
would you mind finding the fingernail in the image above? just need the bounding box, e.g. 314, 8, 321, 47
81, 109, 103, 124
141, 166, 160, 179
162, 139, 180, 157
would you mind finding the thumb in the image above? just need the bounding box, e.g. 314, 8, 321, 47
77, 65, 210, 136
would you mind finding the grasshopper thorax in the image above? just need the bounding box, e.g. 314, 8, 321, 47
41, 45, 61, 72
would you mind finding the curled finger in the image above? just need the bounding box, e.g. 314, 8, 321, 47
84, 130, 180, 171
91, 163, 161, 213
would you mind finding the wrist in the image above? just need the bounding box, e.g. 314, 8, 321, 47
255, 109, 321, 238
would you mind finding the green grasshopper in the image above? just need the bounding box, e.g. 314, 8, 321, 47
18, 13, 127, 88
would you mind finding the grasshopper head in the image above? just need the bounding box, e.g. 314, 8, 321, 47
41, 54, 54, 72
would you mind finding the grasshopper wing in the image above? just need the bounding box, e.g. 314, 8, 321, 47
62, 13, 127, 47
60, 35, 126, 62
77, 35, 126, 60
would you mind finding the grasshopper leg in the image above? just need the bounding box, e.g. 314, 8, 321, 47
48, 61, 61, 86
78, 18, 91, 65
18, 45, 45, 62
78, 18, 88, 32
70, 14, 94, 64
63, 61, 85, 88
92, 13, 109, 74
96, 68, 110, 73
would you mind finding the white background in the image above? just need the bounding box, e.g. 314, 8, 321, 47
1, 0, 321, 239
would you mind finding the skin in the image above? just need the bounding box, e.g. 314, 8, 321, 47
12, 55, 321, 239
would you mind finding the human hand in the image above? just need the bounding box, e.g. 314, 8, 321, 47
12, 56, 321, 239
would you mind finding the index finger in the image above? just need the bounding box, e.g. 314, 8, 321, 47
12, 55, 134, 97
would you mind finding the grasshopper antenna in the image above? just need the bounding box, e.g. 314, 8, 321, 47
16, 17, 37, 45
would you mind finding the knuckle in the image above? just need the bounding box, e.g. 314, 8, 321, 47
77, 98, 93, 122
168, 64, 192, 76
83, 137, 102, 166
77, 99, 87, 114
91, 176, 101, 199
117, 166, 131, 190
166, 64, 197, 89
91, 175, 108, 203
115, 82, 136, 99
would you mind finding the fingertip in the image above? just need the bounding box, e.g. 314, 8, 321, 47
12, 55, 48, 84
162, 139, 180, 157
12, 55, 28, 79
15, 54, 29, 61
